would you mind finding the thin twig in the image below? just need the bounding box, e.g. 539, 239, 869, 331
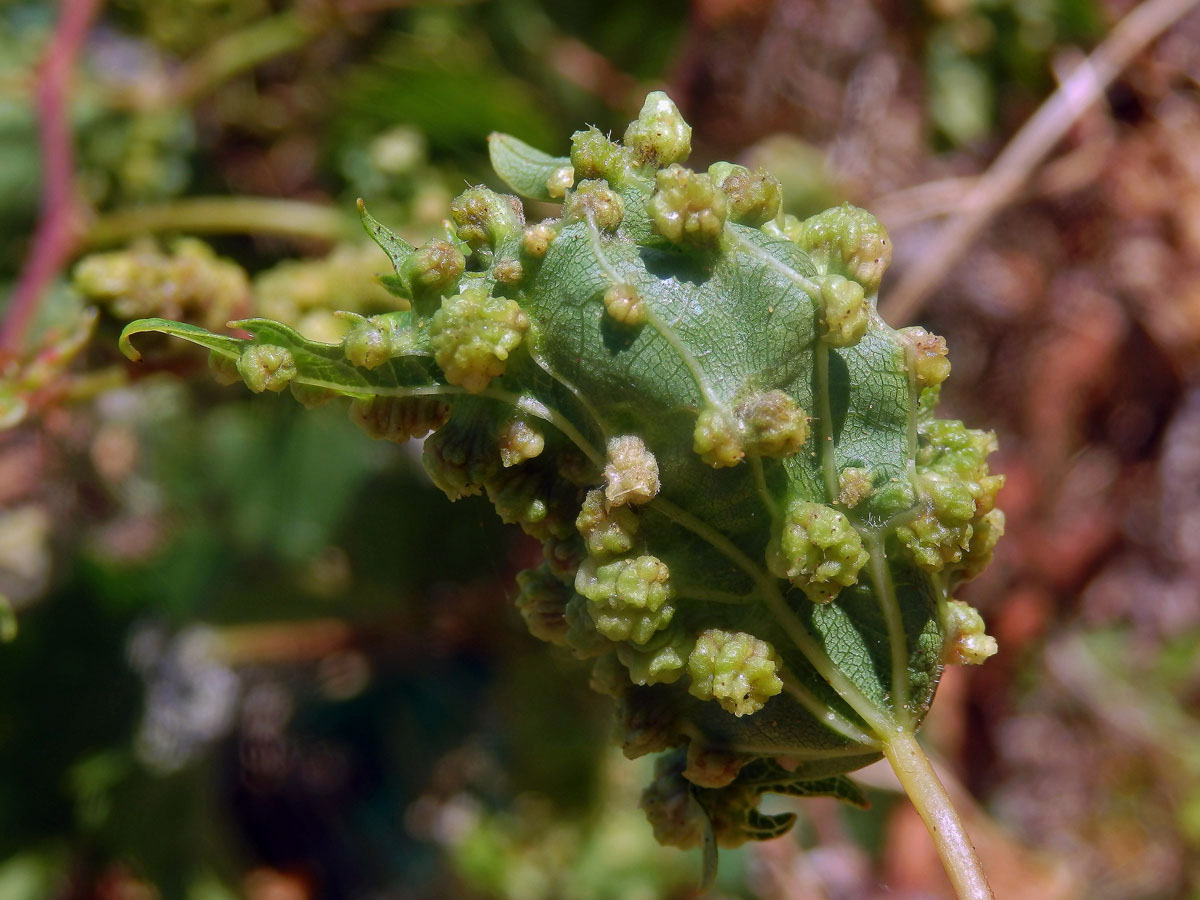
880, 0, 1200, 325
1, 0, 104, 360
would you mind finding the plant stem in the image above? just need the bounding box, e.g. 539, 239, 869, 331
881, 727, 994, 900
84, 197, 358, 247
172, 9, 320, 104
1, 0, 103, 360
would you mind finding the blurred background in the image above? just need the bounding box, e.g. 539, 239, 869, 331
2, 0, 1200, 897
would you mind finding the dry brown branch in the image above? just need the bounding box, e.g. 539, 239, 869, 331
880, 0, 1200, 325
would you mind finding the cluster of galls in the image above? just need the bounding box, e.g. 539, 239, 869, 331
178, 91, 1004, 859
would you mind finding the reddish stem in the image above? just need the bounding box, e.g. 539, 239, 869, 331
0, 0, 104, 361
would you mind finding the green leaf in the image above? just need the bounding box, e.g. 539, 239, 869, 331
119, 318, 244, 363
357, 198, 414, 272
119, 317, 441, 400
487, 132, 572, 201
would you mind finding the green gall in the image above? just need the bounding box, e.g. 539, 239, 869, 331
429, 287, 529, 393
570, 127, 634, 185
736, 390, 809, 459
576, 488, 638, 558
590, 652, 631, 699
647, 164, 729, 248
762, 212, 804, 244
563, 593, 615, 658
693, 407, 743, 468
486, 466, 576, 543
577, 554, 674, 645
492, 257, 525, 286
941, 599, 998, 665
342, 314, 413, 370
768, 501, 870, 603
603, 435, 660, 506
954, 509, 1005, 582
422, 413, 501, 500
563, 178, 625, 231
684, 742, 751, 789
498, 416, 544, 467
74, 238, 248, 333
623, 91, 692, 168
615, 685, 681, 758
546, 164, 575, 199
603, 283, 646, 326
349, 396, 450, 443
290, 382, 337, 410
616, 629, 690, 686
514, 565, 571, 646
521, 223, 558, 259
208, 350, 241, 386
687, 629, 783, 717
794, 204, 892, 295
899, 326, 951, 389
400, 238, 466, 301
711, 163, 782, 227
640, 752, 709, 850
900, 417, 1005, 575
817, 275, 869, 347
120, 92, 1010, 885
837, 467, 874, 508
449, 186, 525, 251
236, 345, 296, 393
896, 473, 977, 572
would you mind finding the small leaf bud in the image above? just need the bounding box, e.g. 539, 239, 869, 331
817, 275, 869, 347
735, 390, 809, 458
647, 165, 728, 248
898, 326, 951, 389
942, 599, 998, 665
450, 186, 525, 251
577, 555, 675, 645
576, 488, 638, 557
767, 501, 870, 603
498, 416, 544, 467
237, 345, 296, 393
604, 435, 661, 506
693, 407, 743, 468
563, 179, 625, 231
623, 91, 692, 168
429, 287, 529, 393
603, 283, 647, 326
687, 629, 783, 717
